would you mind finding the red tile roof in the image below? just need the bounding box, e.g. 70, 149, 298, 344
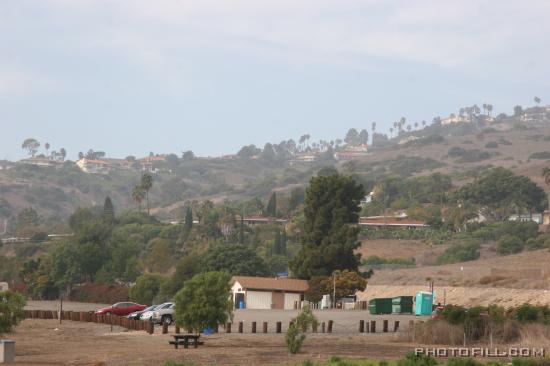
232, 276, 308, 292
359, 217, 428, 227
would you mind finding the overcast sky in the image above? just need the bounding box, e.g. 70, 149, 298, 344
1, 0, 549, 160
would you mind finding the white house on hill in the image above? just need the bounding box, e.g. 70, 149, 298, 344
231, 276, 308, 310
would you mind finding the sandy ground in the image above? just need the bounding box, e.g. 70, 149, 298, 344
7, 319, 415, 366
359, 285, 550, 307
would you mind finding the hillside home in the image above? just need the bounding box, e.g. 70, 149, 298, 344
289, 153, 319, 165
240, 215, 288, 226
508, 213, 544, 225
359, 216, 429, 229
139, 155, 166, 173
19, 157, 63, 168
441, 115, 470, 125
231, 276, 308, 310
334, 145, 369, 161
76, 158, 111, 174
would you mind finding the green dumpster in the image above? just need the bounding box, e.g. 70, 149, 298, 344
391, 296, 413, 314
368, 298, 393, 314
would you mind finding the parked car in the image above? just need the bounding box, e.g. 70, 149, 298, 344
151, 302, 175, 325
95, 302, 147, 316
139, 305, 163, 322
431, 305, 445, 319
127, 304, 160, 320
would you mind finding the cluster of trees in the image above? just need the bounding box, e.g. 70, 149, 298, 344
21, 138, 67, 161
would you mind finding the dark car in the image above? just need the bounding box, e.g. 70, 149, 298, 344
95, 302, 147, 316
127, 304, 160, 320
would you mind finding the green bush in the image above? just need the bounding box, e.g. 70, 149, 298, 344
285, 306, 318, 354
513, 304, 550, 324
129, 274, 164, 305
0, 290, 26, 334
485, 142, 498, 149
437, 241, 480, 264
397, 352, 437, 366
497, 234, 524, 255
529, 152, 550, 160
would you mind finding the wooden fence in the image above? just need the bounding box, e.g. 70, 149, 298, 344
23, 310, 155, 334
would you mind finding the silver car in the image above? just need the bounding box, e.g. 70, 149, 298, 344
139, 304, 162, 321
151, 302, 174, 325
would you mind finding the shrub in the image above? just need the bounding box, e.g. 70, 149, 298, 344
437, 241, 480, 264
497, 234, 524, 255
397, 352, 437, 366
174, 272, 233, 333
0, 290, 26, 334
285, 306, 318, 354
529, 152, 550, 160
485, 142, 498, 148
129, 274, 164, 305
513, 304, 550, 324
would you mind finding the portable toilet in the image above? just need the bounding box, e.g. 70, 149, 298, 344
415, 291, 433, 315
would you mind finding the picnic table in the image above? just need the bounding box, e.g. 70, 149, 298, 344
169, 334, 203, 349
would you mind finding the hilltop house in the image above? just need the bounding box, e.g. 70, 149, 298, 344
334, 145, 369, 161
508, 213, 544, 225
19, 157, 63, 168
231, 276, 308, 310
76, 158, 111, 174
359, 216, 429, 229
139, 155, 166, 173
289, 153, 319, 165
441, 115, 470, 125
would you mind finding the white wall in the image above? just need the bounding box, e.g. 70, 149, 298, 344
246, 290, 272, 310
284, 293, 301, 310
0, 282, 8, 291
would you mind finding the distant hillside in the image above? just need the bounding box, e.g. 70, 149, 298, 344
1, 105, 550, 234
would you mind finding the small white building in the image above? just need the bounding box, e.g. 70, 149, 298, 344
0, 282, 9, 291
231, 276, 308, 310
76, 158, 111, 174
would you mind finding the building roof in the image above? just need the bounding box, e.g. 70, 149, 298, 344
78, 158, 109, 165
241, 215, 288, 223
359, 217, 428, 227
232, 276, 308, 292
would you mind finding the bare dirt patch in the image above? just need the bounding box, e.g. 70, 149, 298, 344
9, 319, 415, 366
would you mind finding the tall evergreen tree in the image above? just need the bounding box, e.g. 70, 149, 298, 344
140, 173, 154, 215
280, 229, 287, 256
184, 207, 193, 231
102, 196, 115, 224
266, 192, 277, 217
273, 228, 282, 255
290, 172, 365, 279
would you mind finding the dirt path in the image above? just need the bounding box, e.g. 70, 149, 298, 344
9, 319, 414, 366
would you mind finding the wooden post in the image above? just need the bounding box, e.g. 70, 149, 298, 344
175, 324, 180, 334
276, 321, 282, 333
312, 322, 318, 333
365, 321, 370, 333
383, 320, 388, 333
251, 322, 256, 333
321, 322, 326, 333
394, 321, 400, 332
162, 322, 168, 334
226, 323, 232, 333
149, 321, 154, 334
359, 320, 365, 333
238, 321, 243, 333
370, 320, 376, 333
327, 320, 333, 333
263, 322, 268, 333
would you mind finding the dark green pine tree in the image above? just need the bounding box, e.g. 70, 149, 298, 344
289, 172, 365, 279
273, 228, 282, 255
102, 196, 115, 224
266, 192, 277, 217
184, 207, 193, 231
280, 229, 287, 256
239, 213, 244, 244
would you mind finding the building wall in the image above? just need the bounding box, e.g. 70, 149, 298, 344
0, 282, 9, 291
246, 290, 272, 310
284, 293, 301, 310
231, 281, 245, 305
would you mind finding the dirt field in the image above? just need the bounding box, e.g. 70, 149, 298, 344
367, 248, 550, 289
357, 239, 449, 266
8, 319, 415, 366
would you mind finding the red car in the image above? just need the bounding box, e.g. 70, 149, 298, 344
95, 302, 147, 316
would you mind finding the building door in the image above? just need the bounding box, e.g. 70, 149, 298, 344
235, 293, 245, 309
272, 291, 284, 309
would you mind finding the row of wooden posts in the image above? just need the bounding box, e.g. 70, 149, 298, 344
25, 309, 413, 335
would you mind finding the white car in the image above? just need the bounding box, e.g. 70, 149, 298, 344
151, 302, 175, 325
139, 305, 162, 321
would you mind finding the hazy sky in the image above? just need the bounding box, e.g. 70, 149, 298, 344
1, 1, 549, 160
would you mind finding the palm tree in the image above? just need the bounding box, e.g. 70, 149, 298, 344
45, 142, 51, 157
390, 127, 394, 137
407, 125, 412, 132
535, 96, 541, 105
414, 122, 419, 129
486, 104, 493, 117
140, 173, 154, 215
131, 185, 145, 212
422, 120, 426, 127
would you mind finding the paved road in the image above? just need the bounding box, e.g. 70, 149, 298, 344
26, 301, 429, 334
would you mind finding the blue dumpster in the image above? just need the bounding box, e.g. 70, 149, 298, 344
239, 300, 246, 309
415, 291, 433, 316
